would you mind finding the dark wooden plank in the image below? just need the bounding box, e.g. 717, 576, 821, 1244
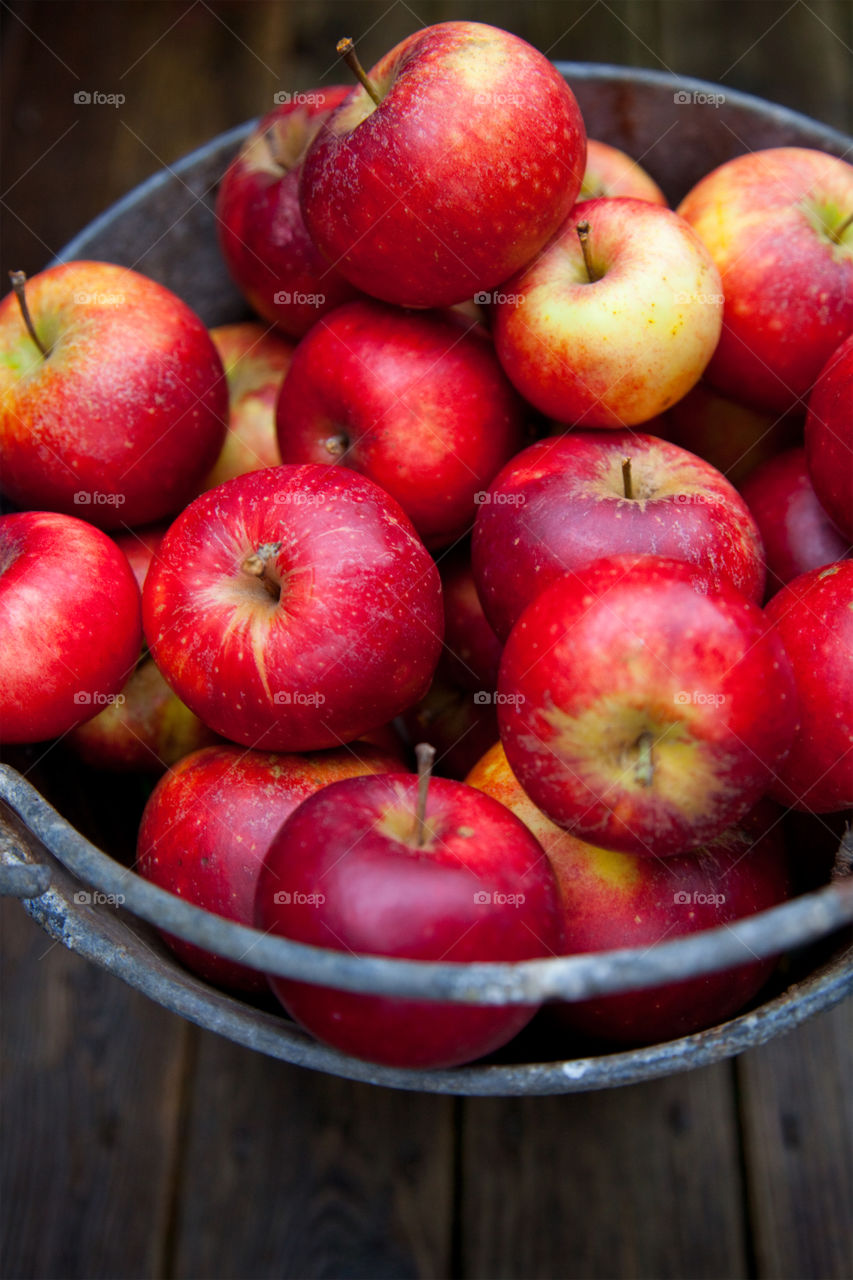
0, 898, 189, 1280
171, 1029, 455, 1280
460, 1061, 747, 1280
738, 1000, 853, 1280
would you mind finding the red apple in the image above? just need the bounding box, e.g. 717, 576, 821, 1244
740, 448, 850, 594
438, 546, 502, 692
112, 523, 170, 591
0, 263, 227, 527
255, 763, 563, 1068
580, 139, 667, 205
472, 431, 766, 641
0, 511, 141, 742
143, 465, 443, 751
215, 88, 362, 336
299, 22, 586, 308
804, 333, 853, 540
660, 380, 802, 489
493, 198, 723, 427
498, 554, 799, 858
764, 562, 853, 813
677, 147, 853, 414
136, 740, 403, 991
467, 742, 790, 1045
201, 323, 293, 490
275, 301, 525, 549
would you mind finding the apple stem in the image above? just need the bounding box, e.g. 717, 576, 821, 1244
831, 210, 853, 243
414, 742, 436, 847
337, 37, 382, 107
635, 732, 654, 787
242, 542, 283, 601
8, 271, 49, 357
622, 457, 634, 500
576, 221, 601, 284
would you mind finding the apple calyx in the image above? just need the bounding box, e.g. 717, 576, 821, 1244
8, 270, 50, 358
576, 221, 602, 284
337, 37, 382, 107
414, 741, 436, 847
241, 541, 283, 601
622, 457, 634, 500
830, 210, 853, 245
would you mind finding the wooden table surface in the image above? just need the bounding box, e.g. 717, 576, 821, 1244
2, 3, 852, 1277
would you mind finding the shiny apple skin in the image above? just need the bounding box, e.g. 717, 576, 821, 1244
255, 771, 563, 1068
764, 562, 853, 813
677, 148, 853, 414
143, 465, 443, 752
804, 333, 853, 541
215, 88, 361, 337
299, 22, 586, 308
137, 741, 402, 991
467, 742, 790, 1046
472, 431, 766, 641
498, 554, 798, 858
740, 448, 850, 594
275, 301, 525, 549
0, 262, 227, 527
581, 139, 667, 204
0, 511, 142, 743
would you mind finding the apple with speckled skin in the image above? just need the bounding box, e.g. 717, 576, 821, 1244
492, 198, 723, 427
497, 554, 798, 857
215, 88, 362, 337
201, 323, 294, 491
466, 741, 790, 1045
740, 448, 850, 595
677, 147, 853, 414
764, 561, 853, 813
580, 139, 667, 205
255, 768, 563, 1068
275, 300, 525, 549
136, 740, 403, 991
143, 465, 443, 752
0, 511, 141, 743
0, 262, 227, 527
299, 22, 586, 308
804, 333, 853, 541
472, 432, 766, 641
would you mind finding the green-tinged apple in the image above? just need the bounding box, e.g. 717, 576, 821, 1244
0, 263, 227, 527
467, 741, 790, 1045
765, 562, 853, 813
299, 22, 586, 308
255, 755, 564, 1068
677, 147, 853, 414
0, 512, 141, 743
580, 139, 667, 204
498, 554, 799, 857
143, 465, 443, 751
137, 740, 403, 991
493, 198, 723, 426
275, 301, 525, 548
203, 323, 293, 490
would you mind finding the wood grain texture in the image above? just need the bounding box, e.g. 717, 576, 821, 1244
738, 1000, 853, 1280
0, 899, 188, 1280
459, 1061, 748, 1280
170, 1029, 455, 1280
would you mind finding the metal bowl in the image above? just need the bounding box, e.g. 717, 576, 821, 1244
2, 63, 851, 1096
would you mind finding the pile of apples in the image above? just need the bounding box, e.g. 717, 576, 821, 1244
1, 21, 851, 1071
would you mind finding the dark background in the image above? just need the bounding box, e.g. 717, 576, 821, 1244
2, 3, 852, 1278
